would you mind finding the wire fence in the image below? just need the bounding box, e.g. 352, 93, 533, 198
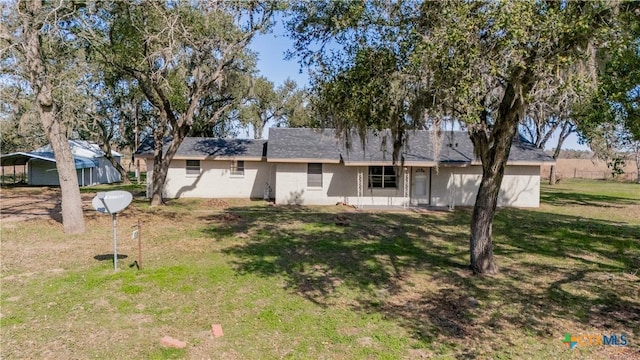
573, 169, 638, 181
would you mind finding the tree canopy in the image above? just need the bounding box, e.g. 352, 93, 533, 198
574, 2, 640, 180
80, 0, 278, 205
287, 0, 627, 274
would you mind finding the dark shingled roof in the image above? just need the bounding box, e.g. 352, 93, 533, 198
341, 130, 553, 164
136, 137, 267, 159
269, 128, 553, 164
267, 128, 342, 162
135, 129, 553, 164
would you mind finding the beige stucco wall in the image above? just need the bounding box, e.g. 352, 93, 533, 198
158, 159, 272, 199
430, 165, 540, 207
274, 163, 409, 206
157, 158, 540, 208
499, 166, 541, 207
274, 163, 356, 205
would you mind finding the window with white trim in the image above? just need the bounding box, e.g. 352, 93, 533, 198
186, 160, 200, 175
230, 160, 245, 176
307, 163, 323, 188
368, 166, 396, 188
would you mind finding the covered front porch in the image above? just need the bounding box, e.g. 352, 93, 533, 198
345, 164, 461, 209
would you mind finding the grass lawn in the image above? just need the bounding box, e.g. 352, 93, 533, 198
1, 179, 639, 359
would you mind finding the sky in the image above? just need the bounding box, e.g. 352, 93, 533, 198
249, 22, 591, 151
249, 20, 311, 89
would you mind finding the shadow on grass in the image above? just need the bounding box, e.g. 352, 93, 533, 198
207, 206, 639, 353
94, 254, 129, 261
540, 186, 639, 207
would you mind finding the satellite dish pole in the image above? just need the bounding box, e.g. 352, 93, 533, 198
93, 191, 133, 271
97, 192, 119, 270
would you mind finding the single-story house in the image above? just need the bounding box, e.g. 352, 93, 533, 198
0, 140, 122, 186
135, 128, 554, 208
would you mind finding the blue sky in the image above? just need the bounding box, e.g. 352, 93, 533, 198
249, 20, 310, 89
249, 23, 590, 151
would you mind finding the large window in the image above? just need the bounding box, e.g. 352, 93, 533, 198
368, 166, 396, 188
307, 163, 323, 187
230, 160, 245, 176
186, 160, 200, 175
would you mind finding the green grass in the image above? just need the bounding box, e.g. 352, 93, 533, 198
79, 182, 146, 194
1, 179, 638, 359
541, 178, 639, 205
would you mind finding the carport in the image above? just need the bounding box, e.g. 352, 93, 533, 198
1, 152, 32, 184
0, 151, 98, 186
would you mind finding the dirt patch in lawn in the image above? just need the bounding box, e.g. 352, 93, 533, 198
0, 186, 98, 223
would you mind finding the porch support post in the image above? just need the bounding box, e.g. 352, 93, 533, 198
449, 171, 456, 211
357, 167, 363, 209
403, 167, 410, 208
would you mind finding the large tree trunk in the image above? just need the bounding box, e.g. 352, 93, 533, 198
469, 134, 514, 275
149, 117, 187, 206
469, 166, 504, 275
22, 0, 85, 234
42, 112, 86, 234
150, 126, 168, 206
469, 77, 529, 275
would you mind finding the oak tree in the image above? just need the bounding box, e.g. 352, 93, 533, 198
288, 0, 620, 274
85, 1, 278, 205
1, 0, 87, 233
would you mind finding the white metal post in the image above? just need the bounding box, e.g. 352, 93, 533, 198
356, 167, 363, 209
113, 213, 118, 270
403, 167, 410, 208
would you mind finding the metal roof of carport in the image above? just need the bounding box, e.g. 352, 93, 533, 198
0, 151, 98, 169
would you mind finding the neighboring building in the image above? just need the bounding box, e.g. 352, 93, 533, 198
0, 140, 122, 186
135, 128, 554, 208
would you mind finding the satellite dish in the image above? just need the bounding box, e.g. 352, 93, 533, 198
92, 190, 133, 214
92, 190, 134, 271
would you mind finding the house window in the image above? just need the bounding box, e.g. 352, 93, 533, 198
368, 166, 396, 188
230, 160, 245, 176
307, 163, 323, 188
186, 160, 200, 175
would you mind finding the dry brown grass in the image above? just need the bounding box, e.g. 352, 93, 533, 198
542, 158, 638, 181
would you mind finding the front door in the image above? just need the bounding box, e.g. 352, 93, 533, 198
412, 168, 429, 205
